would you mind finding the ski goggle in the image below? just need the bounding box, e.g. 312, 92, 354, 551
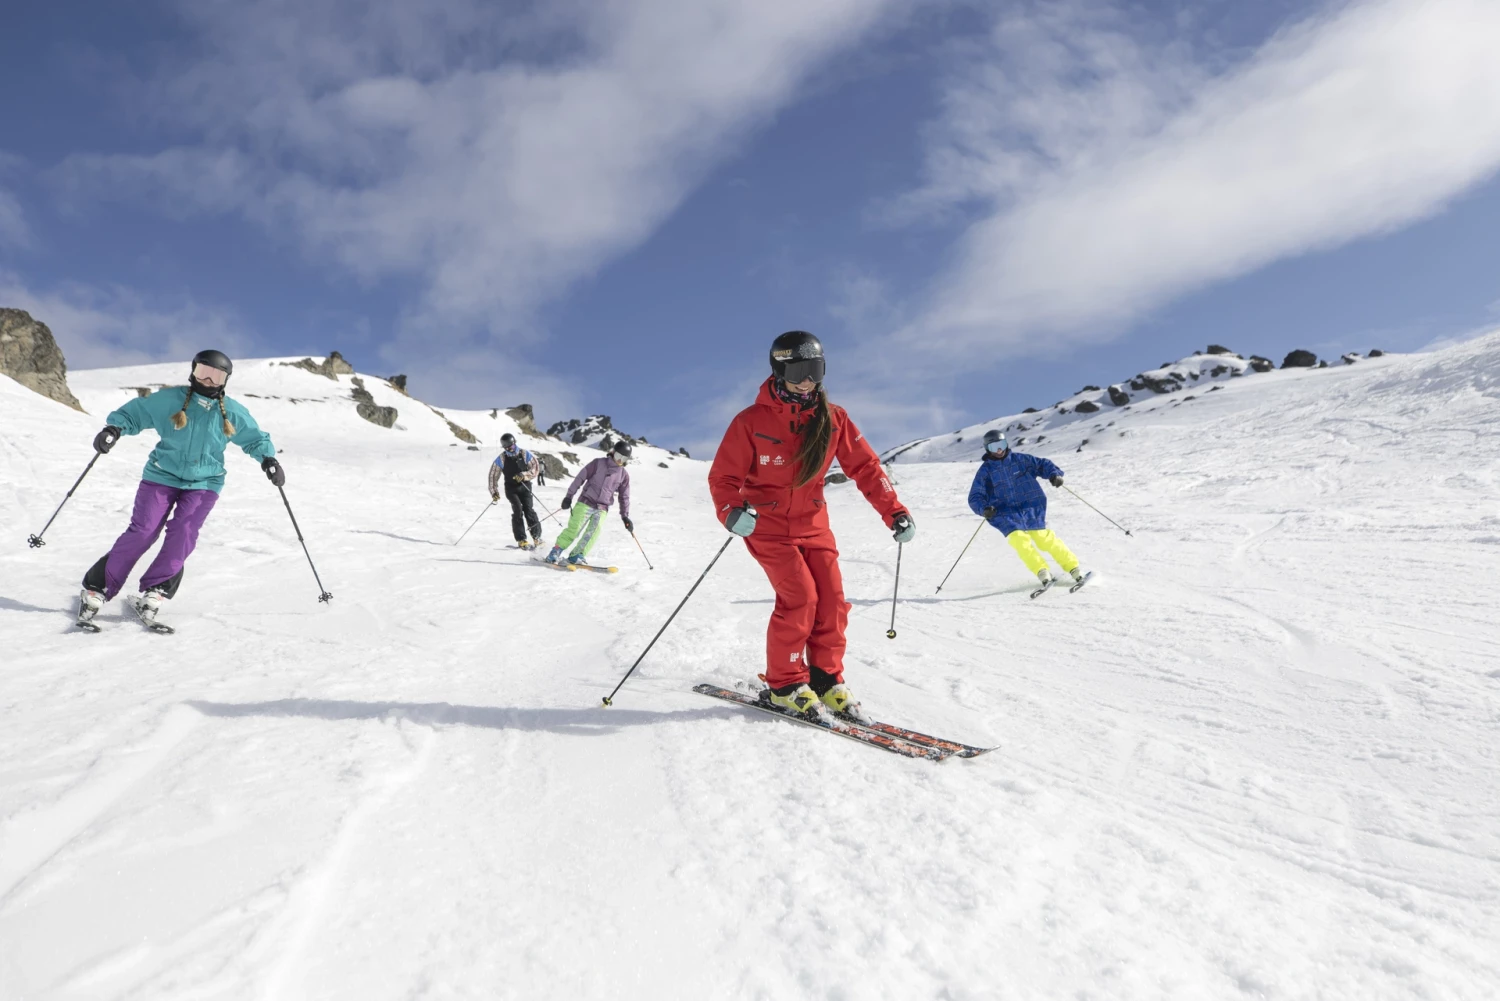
780, 356, 825, 386
613, 454, 630, 465
985, 437, 1008, 454
192, 363, 228, 386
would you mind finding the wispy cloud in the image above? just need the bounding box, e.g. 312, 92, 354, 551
891, 0, 1500, 360
56, 0, 899, 352
0, 153, 30, 250
0, 273, 254, 370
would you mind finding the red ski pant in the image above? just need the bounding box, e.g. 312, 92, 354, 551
745, 534, 850, 689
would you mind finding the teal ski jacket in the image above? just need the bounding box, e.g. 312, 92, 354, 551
106, 387, 276, 493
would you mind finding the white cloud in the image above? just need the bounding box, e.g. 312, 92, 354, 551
0, 153, 29, 249
895, 0, 1500, 359
0, 273, 255, 371
56, 0, 899, 347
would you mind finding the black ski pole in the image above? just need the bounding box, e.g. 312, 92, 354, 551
602, 535, 733, 706
277, 485, 333, 603
935, 520, 986, 593
27, 453, 102, 548
1062, 485, 1134, 537
886, 542, 903, 639
455, 501, 496, 545
629, 530, 654, 570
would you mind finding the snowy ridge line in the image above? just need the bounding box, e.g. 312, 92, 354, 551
879, 345, 1399, 465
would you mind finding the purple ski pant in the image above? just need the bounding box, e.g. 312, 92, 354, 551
100, 480, 218, 600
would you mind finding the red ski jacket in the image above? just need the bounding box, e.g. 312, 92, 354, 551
708, 378, 905, 539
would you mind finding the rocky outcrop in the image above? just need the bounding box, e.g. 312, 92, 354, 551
1368, 349, 1385, 358
1248, 355, 1274, 373
1107, 385, 1130, 407
504, 404, 541, 437
548, 414, 614, 444
1282, 349, 1317, 369
350, 376, 397, 428
387, 375, 408, 395
428, 406, 477, 443
284, 351, 356, 380
1341, 353, 1361, 365
1074, 400, 1101, 413
0, 308, 83, 411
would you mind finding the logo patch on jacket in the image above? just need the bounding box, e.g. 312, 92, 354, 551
772, 456, 785, 466
760, 455, 770, 465
196, 396, 213, 410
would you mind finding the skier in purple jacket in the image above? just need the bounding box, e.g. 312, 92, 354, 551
544, 439, 633, 566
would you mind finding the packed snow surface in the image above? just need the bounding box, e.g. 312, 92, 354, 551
2, 340, 1498, 999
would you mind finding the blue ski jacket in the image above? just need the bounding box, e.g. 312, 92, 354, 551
967, 450, 1063, 535
106, 387, 276, 493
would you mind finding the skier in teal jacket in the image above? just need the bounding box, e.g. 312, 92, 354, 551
77, 350, 282, 628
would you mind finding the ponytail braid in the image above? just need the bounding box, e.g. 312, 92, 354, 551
217, 397, 236, 436
171, 388, 192, 430
792, 387, 833, 488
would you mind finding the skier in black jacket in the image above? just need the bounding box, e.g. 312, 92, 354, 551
489, 433, 544, 549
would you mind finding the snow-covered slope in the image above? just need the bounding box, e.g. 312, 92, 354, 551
2, 337, 1498, 1000
883, 347, 1384, 465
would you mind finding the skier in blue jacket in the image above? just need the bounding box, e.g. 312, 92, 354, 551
967, 428, 1089, 589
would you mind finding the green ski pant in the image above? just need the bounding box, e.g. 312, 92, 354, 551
555, 503, 607, 557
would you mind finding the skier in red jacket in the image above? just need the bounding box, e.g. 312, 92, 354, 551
708, 331, 915, 722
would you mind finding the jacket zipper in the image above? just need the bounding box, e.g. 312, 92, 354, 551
754, 432, 783, 444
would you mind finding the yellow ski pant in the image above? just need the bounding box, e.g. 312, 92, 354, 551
1006, 529, 1079, 575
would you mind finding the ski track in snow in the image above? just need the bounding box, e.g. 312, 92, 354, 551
1, 343, 1499, 999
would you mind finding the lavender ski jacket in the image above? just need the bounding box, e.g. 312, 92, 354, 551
566, 457, 631, 518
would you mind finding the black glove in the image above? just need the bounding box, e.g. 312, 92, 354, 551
93, 425, 121, 454
561, 497, 572, 510
892, 511, 916, 543
725, 505, 758, 538
622, 515, 634, 533
262, 457, 285, 487
982, 506, 996, 519
1050, 476, 1063, 487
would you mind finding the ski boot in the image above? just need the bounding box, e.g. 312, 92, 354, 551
818, 684, 871, 723
76, 588, 104, 632
567, 552, 589, 567
808, 665, 871, 723
132, 587, 170, 629
1029, 568, 1055, 599
544, 545, 564, 564
764, 683, 830, 721
1067, 566, 1093, 593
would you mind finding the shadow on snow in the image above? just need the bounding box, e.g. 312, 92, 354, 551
185, 698, 730, 736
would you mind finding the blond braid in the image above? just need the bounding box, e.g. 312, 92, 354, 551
171, 388, 191, 430
218, 397, 236, 436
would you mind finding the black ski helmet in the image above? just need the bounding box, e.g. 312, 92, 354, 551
500, 432, 517, 448
983, 428, 1008, 453
192, 349, 233, 377
612, 439, 633, 461
769, 331, 825, 385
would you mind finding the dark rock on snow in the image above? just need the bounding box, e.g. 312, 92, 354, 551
1282, 349, 1318, 369
1248, 356, 1274, 373
1368, 349, 1385, 358
0, 308, 83, 410
285, 351, 356, 380
1107, 385, 1130, 407
350, 376, 397, 428
1074, 400, 1101, 413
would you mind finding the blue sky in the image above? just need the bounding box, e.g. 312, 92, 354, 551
3, 0, 1499, 455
